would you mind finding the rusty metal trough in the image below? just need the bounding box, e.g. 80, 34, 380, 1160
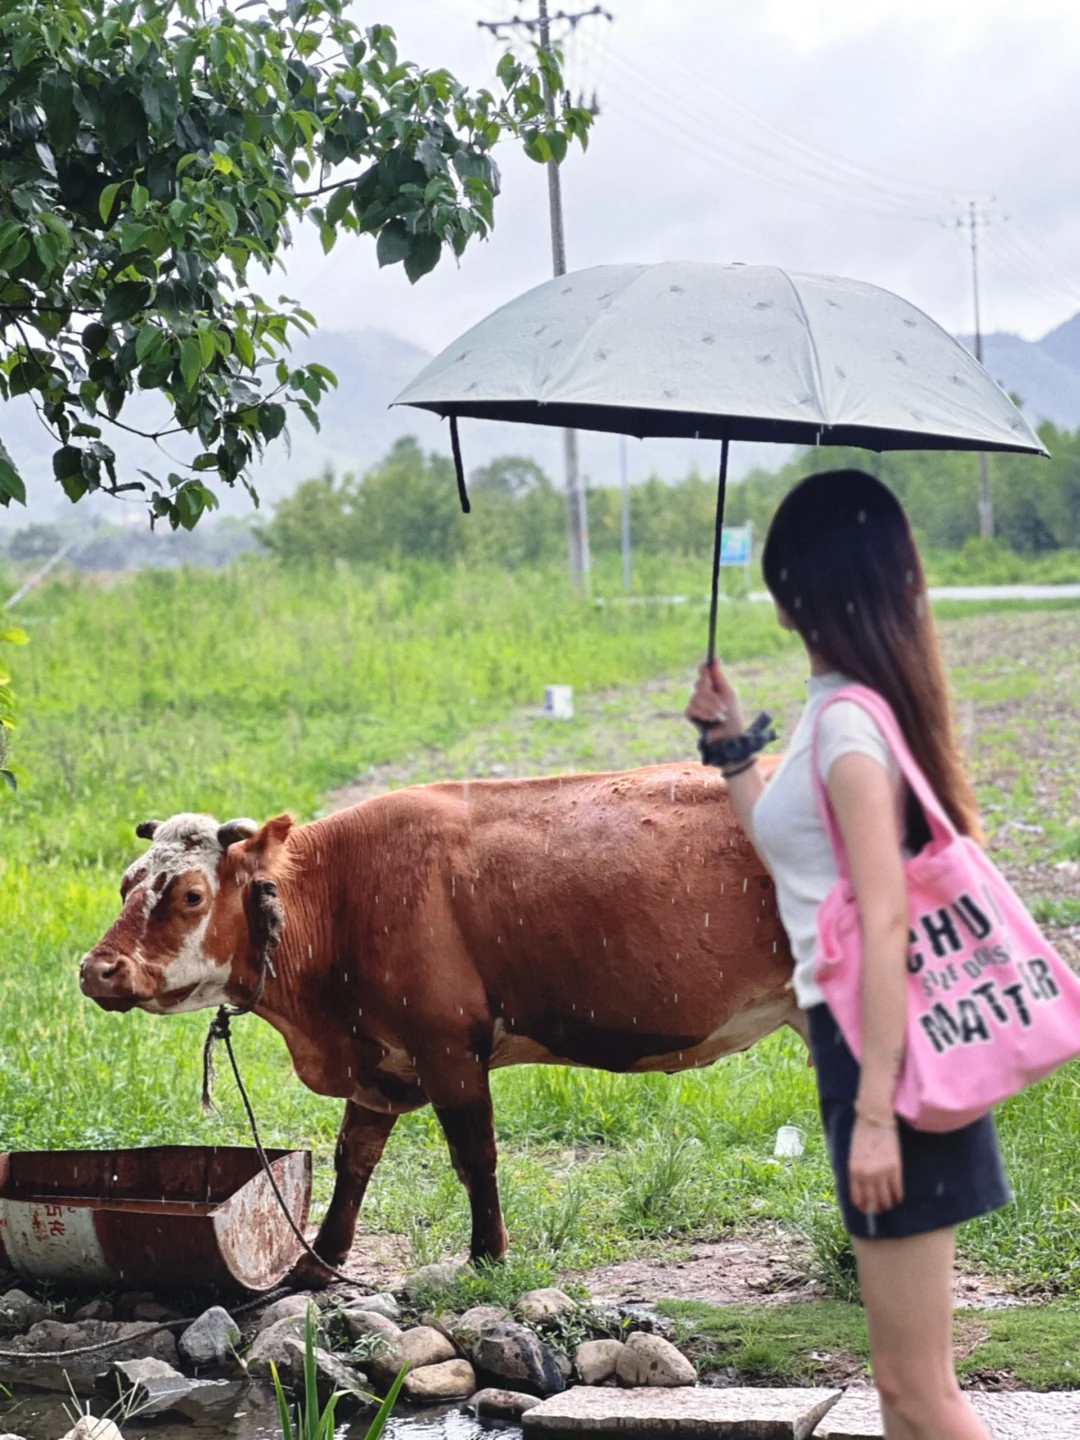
0, 1147, 311, 1292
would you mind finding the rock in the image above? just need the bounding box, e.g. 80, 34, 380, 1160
255, 1295, 315, 1334
0, 1433, 29, 1439
11, 1318, 178, 1366
452, 1305, 511, 1355
0, 1289, 52, 1332
370, 1325, 456, 1384
402, 1358, 477, 1403
418, 1309, 457, 1340
344, 1309, 402, 1346
471, 1387, 544, 1419
59, 1419, 125, 1440
402, 1260, 469, 1299
615, 1333, 695, 1388
473, 1320, 566, 1397
245, 1316, 312, 1375
0, 1319, 179, 1397
133, 1300, 183, 1324
516, 1288, 578, 1325
104, 1356, 241, 1419
72, 1300, 114, 1323
522, 1386, 843, 1436
575, 1340, 623, 1385
117, 1291, 156, 1321
277, 1340, 369, 1413
344, 1292, 400, 1322
555, 1352, 573, 1382
179, 1306, 241, 1368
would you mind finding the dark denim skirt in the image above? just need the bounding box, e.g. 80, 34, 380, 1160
807, 1003, 1012, 1240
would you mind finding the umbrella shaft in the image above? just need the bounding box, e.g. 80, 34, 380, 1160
707, 438, 730, 665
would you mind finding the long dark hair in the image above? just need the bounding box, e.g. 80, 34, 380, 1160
761, 469, 981, 841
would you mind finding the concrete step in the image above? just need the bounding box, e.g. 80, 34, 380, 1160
819, 1387, 1080, 1439
522, 1386, 842, 1438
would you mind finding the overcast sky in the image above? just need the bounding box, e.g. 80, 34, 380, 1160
287, 0, 1080, 355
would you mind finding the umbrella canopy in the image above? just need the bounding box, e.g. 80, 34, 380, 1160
393, 261, 1047, 456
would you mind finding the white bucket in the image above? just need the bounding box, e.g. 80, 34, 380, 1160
543, 685, 574, 720
773, 1125, 805, 1159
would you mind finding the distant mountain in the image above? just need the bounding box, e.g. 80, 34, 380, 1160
959, 314, 1080, 430
4, 311, 1079, 533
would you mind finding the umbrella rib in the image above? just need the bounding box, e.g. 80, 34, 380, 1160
777, 268, 828, 432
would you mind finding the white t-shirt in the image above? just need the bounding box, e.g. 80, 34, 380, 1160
752, 672, 905, 1009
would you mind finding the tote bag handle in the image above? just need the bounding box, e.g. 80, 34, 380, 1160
810, 684, 957, 883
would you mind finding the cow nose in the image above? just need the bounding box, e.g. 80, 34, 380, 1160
80, 952, 134, 997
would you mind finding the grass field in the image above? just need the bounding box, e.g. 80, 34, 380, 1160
2, 557, 1079, 1352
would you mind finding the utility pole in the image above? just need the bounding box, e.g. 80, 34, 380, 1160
478, 2, 611, 593
619, 433, 631, 589
968, 200, 994, 540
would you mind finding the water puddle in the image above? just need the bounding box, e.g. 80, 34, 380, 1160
0, 1388, 521, 1440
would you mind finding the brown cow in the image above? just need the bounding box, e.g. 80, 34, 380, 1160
80, 761, 798, 1277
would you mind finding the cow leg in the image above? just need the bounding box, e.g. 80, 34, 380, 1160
432, 1081, 508, 1263
294, 1101, 398, 1286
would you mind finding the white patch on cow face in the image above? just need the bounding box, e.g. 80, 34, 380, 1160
125, 813, 236, 1012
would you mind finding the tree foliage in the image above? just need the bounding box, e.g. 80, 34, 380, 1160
258, 422, 1080, 573
0, 0, 590, 528
0, 622, 28, 790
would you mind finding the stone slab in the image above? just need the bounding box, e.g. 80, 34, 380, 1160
522, 1386, 841, 1438
816, 1388, 1080, 1440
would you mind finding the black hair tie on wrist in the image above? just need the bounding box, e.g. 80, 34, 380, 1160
699, 711, 777, 770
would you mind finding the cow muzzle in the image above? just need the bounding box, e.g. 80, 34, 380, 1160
79, 952, 151, 1011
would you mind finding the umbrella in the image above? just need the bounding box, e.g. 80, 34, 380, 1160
393, 261, 1047, 662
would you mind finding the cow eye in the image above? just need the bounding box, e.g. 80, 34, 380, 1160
184, 891, 203, 907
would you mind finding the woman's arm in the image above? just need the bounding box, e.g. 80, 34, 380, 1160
827, 751, 909, 1215
686, 661, 767, 856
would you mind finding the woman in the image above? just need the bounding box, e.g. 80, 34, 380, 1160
687, 470, 1009, 1440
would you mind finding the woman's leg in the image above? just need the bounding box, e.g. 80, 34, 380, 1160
852, 1227, 991, 1440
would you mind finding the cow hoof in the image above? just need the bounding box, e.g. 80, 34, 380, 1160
287, 1251, 346, 1291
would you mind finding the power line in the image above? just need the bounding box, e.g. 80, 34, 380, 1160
476, 1, 612, 592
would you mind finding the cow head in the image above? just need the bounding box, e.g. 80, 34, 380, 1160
80, 812, 293, 1015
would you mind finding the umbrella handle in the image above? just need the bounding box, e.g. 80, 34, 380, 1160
706, 437, 730, 665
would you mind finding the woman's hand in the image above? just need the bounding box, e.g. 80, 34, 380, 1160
849, 1115, 904, 1216
686, 659, 745, 742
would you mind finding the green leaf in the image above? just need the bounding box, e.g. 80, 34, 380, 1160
403, 232, 441, 284
180, 337, 202, 391
0, 770, 16, 794
132, 183, 149, 215
257, 403, 286, 440
234, 329, 255, 368
198, 330, 216, 367
0, 460, 26, 507
99, 183, 122, 224
326, 186, 353, 227
375, 219, 411, 268
135, 325, 164, 363
0, 630, 28, 646
102, 282, 151, 325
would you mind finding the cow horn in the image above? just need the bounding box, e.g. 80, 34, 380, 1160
217, 818, 260, 849
135, 821, 160, 841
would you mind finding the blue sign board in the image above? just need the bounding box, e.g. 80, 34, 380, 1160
719, 525, 752, 567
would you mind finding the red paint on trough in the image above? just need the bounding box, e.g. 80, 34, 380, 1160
0, 1147, 311, 1292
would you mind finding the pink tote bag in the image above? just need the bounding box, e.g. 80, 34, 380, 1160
812, 684, 1080, 1132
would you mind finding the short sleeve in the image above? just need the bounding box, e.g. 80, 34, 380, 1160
815, 699, 896, 786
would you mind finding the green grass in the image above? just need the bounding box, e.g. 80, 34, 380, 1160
3, 558, 1080, 1311
661, 1298, 1080, 1390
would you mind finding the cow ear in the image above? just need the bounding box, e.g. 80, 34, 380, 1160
232, 814, 293, 879
217, 818, 260, 850
135, 821, 160, 841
